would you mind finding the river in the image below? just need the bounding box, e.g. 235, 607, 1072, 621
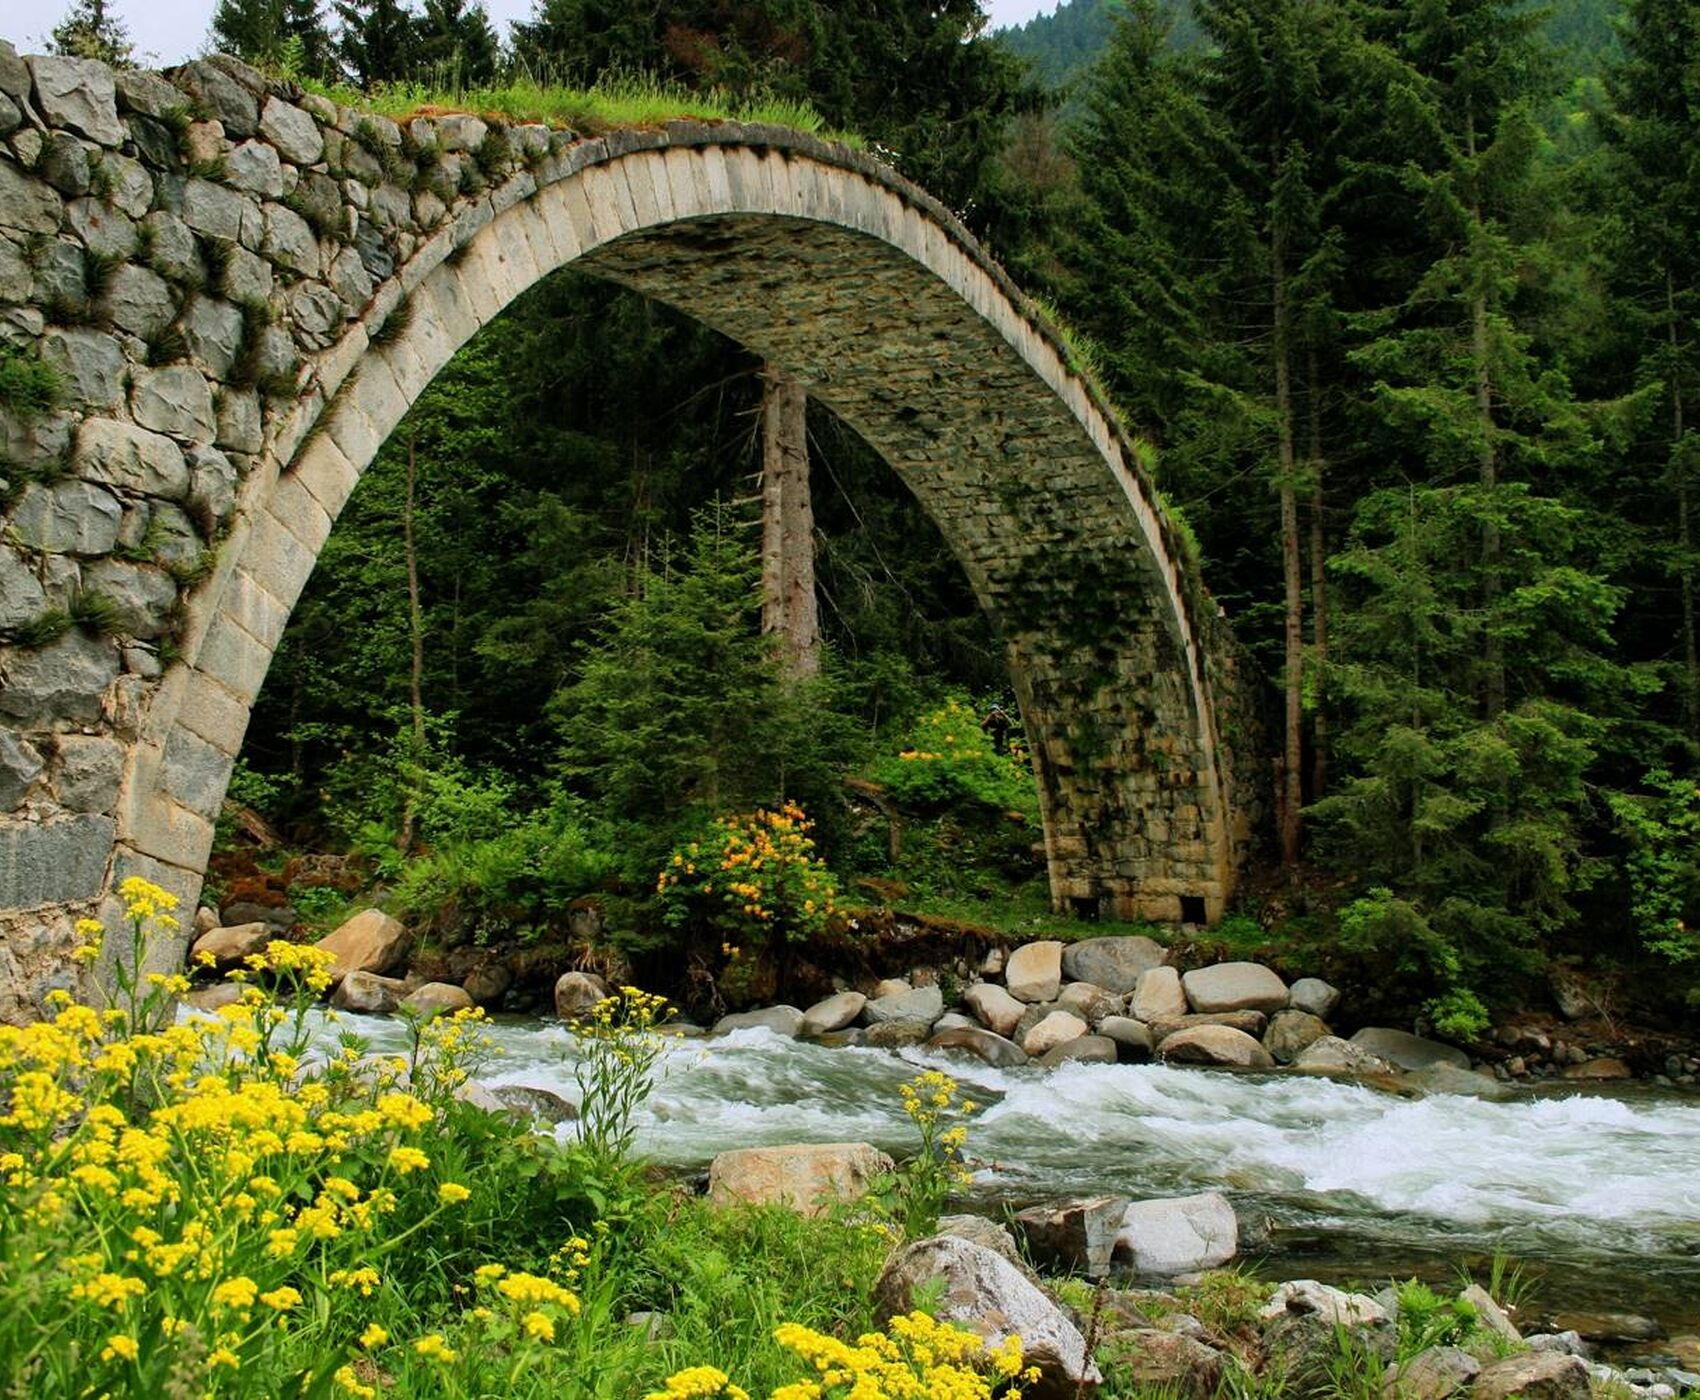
316, 1012, 1700, 1339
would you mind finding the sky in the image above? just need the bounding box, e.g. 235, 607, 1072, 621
3, 0, 1062, 70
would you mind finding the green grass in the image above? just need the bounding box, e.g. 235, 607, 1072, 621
890, 878, 1176, 945
298, 72, 863, 149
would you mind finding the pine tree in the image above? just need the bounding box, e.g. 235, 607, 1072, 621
1602, 0, 1700, 742
335, 0, 419, 88
50, 0, 134, 66
413, 0, 501, 87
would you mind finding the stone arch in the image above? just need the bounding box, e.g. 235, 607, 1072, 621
0, 54, 1250, 1004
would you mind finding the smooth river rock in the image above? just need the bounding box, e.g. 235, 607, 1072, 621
708, 1142, 893, 1217
1264, 1009, 1330, 1064
800, 990, 865, 1036
1470, 1353, 1591, 1400
401, 981, 473, 1016
1350, 1027, 1471, 1072
1015, 1195, 1128, 1277
1061, 934, 1168, 993
1022, 1008, 1088, 1056
965, 981, 1025, 1037
1158, 1024, 1275, 1068
1005, 939, 1064, 1003
1039, 1034, 1118, 1067
1181, 961, 1290, 1014
926, 1025, 1030, 1068
1288, 976, 1341, 1019
553, 970, 608, 1020
1132, 965, 1190, 1022
713, 1005, 804, 1038
873, 1235, 1101, 1398
863, 983, 943, 1026
315, 908, 407, 981
1116, 1192, 1239, 1276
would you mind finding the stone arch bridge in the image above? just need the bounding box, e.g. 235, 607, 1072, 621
0, 48, 1253, 1016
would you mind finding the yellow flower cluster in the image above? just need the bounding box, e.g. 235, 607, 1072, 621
0, 880, 547, 1394
648, 1313, 1036, 1399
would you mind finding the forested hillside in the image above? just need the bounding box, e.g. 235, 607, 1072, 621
54, 0, 1695, 1032
999, 0, 1624, 88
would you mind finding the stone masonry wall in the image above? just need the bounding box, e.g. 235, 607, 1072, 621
0, 46, 1249, 1022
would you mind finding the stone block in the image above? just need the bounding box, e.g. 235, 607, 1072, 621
10, 480, 122, 554
77, 417, 191, 499
226, 140, 283, 197
123, 788, 215, 871
0, 814, 115, 909
0, 161, 66, 235
192, 612, 273, 705
262, 201, 318, 277
180, 295, 244, 377
131, 365, 216, 441
182, 177, 245, 241
173, 61, 258, 138
51, 733, 124, 813
260, 97, 322, 165
0, 731, 44, 810
82, 558, 179, 638
28, 56, 123, 146
99, 262, 175, 339
66, 196, 136, 258
216, 387, 263, 452
41, 327, 126, 409
0, 546, 47, 630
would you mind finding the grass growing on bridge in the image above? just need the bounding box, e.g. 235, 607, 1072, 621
298, 71, 863, 149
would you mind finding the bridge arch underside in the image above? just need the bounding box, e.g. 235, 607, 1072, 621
0, 93, 1244, 1012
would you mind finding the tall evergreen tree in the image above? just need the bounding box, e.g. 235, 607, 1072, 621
335, 0, 419, 87
50, 0, 134, 66
413, 0, 501, 86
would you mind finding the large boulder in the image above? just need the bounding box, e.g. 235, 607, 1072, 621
1262, 1280, 1390, 1330
1023, 1009, 1088, 1056
1106, 1329, 1226, 1400
1061, 935, 1168, 994
1148, 1010, 1268, 1042
1039, 1035, 1118, 1067
491, 1084, 577, 1125
1098, 1016, 1154, 1061
707, 1142, 893, 1217
1116, 1193, 1239, 1276
1265, 1009, 1331, 1064
1133, 965, 1190, 1023
1262, 1282, 1396, 1399
863, 983, 943, 1026
1350, 1028, 1470, 1072
1014, 1195, 1128, 1277
713, 1005, 805, 1038
800, 990, 866, 1036
936, 1214, 1034, 1279
1294, 1035, 1395, 1077
401, 982, 473, 1017
965, 982, 1026, 1037
315, 908, 408, 981
873, 1235, 1101, 1398
866, 1019, 934, 1049
926, 1026, 1030, 1069
1159, 1024, 1275, 1069
1057, 980, 1122, 1026
1469, 1353, 1591, 1400
1182, 962, 1290, 1014
189, 920, 270, 970
1385, 1346, 1481, 1400
329, 969, 407, 1014
554, 970, 609, 1021
1289, 977, 1341, 1019
1005, 940, 1064, 1003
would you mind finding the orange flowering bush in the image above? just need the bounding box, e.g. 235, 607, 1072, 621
655, 804, 840, 950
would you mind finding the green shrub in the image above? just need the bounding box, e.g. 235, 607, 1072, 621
869, 695, 1040, 819
0, 346, 63, 418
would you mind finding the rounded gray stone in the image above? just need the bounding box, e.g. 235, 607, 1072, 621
259, 97, 323, 165
131, 364, 216, 441
1061, 934, 1169, 993
28, 56, 123, 146
10, 480, 122, 554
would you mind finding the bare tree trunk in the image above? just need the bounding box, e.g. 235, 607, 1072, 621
401, 430, 425, 852
1669, 269, 1698, 740
760, 365, 820, 681
1307, 349, 1329, 801
1274, 233, 1304, 874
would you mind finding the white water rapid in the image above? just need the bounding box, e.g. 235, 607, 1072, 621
317, 1013, 1700, 1318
